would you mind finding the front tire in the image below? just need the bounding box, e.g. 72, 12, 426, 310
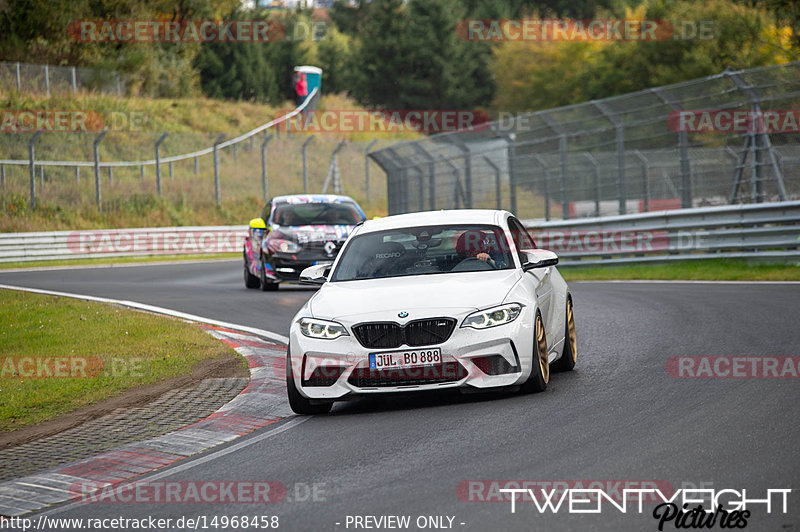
286, 349, 333, 415
259, 255, 279, 292
521, 311, 549, 393
552, 296, 577, 372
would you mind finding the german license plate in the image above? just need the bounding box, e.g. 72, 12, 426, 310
369, 348, 442, 370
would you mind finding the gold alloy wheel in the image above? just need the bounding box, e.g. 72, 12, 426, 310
567, 299, 577, 364
536, 313, 549, 384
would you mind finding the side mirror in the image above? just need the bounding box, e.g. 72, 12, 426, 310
249, 218, 266, 229
521, 249, 559, 271
299, 263, 332, 285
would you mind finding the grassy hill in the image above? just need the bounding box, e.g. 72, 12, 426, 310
0, 91, 417, 232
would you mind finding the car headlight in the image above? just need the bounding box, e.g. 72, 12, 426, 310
298, 317, 349, 339
267, 238, 301, 253
461, 303, 523, 329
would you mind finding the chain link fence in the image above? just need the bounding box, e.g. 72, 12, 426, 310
0, 61, 126, 96
370, 62, 800, 220
0, 91, 391, 218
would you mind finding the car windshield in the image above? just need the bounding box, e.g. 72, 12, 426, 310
272, 203, 363, 226
330, 224, 516, 282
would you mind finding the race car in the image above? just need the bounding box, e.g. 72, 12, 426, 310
286, 209, 577, 414
243, 194, 366, 291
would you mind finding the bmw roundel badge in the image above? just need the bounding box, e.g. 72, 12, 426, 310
398, 311, 409, 318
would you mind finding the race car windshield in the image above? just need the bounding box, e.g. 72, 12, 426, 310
330, 224, 516, 282
272, 203, 363, 226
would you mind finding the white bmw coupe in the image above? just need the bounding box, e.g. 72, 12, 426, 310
286, 209, 577, 414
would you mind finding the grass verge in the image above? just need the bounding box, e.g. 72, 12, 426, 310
0, 253, 238, 270
0, 289, 247, 432
560, 258, 800, 281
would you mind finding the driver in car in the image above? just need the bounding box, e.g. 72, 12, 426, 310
454, 230, 497, 268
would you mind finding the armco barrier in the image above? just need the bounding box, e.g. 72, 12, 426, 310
524, 201, 800, 265
0, 225, 247, 263
2, 202, 799, 264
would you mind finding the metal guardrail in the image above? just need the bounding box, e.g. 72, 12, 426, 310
524, 200, 800, 265
3, 202, 798, 265
0, 226, 247, 263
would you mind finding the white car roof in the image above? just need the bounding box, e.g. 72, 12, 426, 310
358, 209, 510, 234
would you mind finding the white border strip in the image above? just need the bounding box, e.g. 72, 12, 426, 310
0, 283, 289, 344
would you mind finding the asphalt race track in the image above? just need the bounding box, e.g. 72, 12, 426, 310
1, 261, 798, 531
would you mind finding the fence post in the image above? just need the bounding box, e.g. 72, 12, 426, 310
652, 88, 693, 208
582, 153, 600, 217
559, 134, 569, 219
169, 162, 173, 180
483, 156, 501, 210
365, 139, 378, 200
44, 65, 50, 97
233, 143, 238, 162
71, 67, 77, 94
411, 143, 436, 210
194, 156, 199, 175
261, 133, 272, 200
76, 166, 80, 183
140, 165, 144, 180
1, 165, 5, 189
107, 166, 113, 183
116, 74, 121, 96
15, 62, 21, 92
632, 150, 649, 212
155, 133, 168, 196
39, 165, 44, 189
496, 131, 517, 215
213, 134, 226, 206
455, 143, 473, 208
322, 140, 346, 194
533, 155, 551, 221
93, 131, 107, 212
28, 131, 42, 209
302, 135, 315, 193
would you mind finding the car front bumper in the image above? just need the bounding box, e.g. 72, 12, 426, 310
288, 307, 538, 400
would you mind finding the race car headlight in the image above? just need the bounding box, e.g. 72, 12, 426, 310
267, 238, 301, 253
461, 303, 523, 329
298, 318, 349, 340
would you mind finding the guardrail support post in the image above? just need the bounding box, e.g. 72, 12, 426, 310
233, 143, 238, 163
155, 133, 168, 197
261, 133, 273, 200
71, 67, 77, 94
75, 166, 80, 183
107, 166, 112, 183
28, 131, 42, 209
15, 62, 21, 92
365, 139, 378, 200
39, 165, 44, 189
1, 165, 5, 189
194, 156, 199, 175
44, 64, 50, 97
213, 134, 226, 206
93, 131, 107, 212
140, 165, 144, 180
169, 162, 173, 180
302, 135, 315, 193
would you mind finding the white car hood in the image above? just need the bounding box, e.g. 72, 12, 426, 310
310, 270, 522, 321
